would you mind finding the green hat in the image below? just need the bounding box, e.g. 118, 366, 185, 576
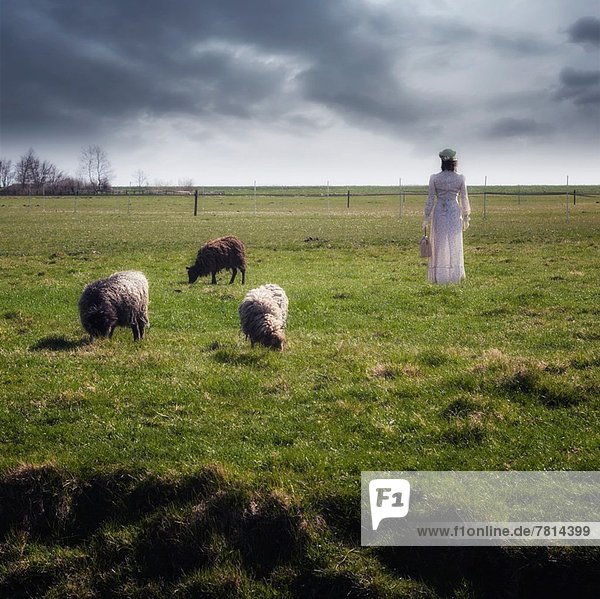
439, 148, 457, 160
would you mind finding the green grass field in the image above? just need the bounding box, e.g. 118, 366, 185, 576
1, 188, 599, 597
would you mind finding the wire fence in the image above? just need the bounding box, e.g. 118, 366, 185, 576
2, 187, 599, 220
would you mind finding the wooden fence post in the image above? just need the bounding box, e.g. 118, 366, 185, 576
399, 177, 403, 219
565, 175, 570, 223
483, 176, 487, 220
194, 189, 198, 216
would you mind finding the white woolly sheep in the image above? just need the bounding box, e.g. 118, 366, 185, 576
79, 271, 149, 341
239, 284, 288, 350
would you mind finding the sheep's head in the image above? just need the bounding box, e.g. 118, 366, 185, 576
271, 333, 285, 351
267, 330, 286, 351
186, 265, 201, 284
256, 313, 285, 351
83, 306, 115, 339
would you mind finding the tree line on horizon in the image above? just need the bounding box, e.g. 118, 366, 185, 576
0, 145, 116, 196
2, 148, 596, 197
0, 146, 183, 196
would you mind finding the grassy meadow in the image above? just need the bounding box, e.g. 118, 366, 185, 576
0, 188, 599, 597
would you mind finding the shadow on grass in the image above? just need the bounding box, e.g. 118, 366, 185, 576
292, 570, 370, 598
440, 422, 487, 447
30, 335, 89, 352
0, 464, 229, 542
210, 347, 269, 368
417, 348, 451, 367
316, 490, 361, 545
441, 397, 481, 419
0, 465, 311, 594
1, 465, 598, 599
376, 545, 599, 599
497, 367, 584, 408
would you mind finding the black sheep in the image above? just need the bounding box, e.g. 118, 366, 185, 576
187, 235, 246, 284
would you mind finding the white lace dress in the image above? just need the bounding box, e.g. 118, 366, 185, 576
423, 171, 471, 284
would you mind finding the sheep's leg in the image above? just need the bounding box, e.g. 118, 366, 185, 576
211, 271, 217, 284
108, 324, 117, 339
132, 323, 140, 342
240, 268, 245, 284
137, 319, 146, 340
229, 268, 237, 284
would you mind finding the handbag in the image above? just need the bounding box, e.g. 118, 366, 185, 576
420, 226, 432, 258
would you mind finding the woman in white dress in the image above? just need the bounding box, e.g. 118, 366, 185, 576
423, 148, 471, 284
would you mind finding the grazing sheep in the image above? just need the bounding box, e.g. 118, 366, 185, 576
187, 235, 246, 285
79, 271, 149, 341
239, 284, 288, 350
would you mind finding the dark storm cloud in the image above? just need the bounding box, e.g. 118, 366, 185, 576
1, 0, 597, 155
486, 32, 554, 55
567, 16, 600, 46
1, 0, 301, 137
487, 117, 548, 138
481, 15, 600, 145
1, 0, 434, 142
556, 67, 600, 106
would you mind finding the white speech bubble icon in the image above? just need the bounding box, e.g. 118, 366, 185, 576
369, 478, 411, 530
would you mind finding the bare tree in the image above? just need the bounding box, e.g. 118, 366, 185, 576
178, 177, 194, 190
17, 151, 68, 192
153, 178, 172, 188
132, 169, 148, 191
80, 145, 113, 192
0, 158, 13, 187
52, 176, 84, 195
35, 160, 64, 194
15, 148, 38, 191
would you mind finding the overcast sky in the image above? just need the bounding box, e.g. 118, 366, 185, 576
1, 0, 599, 185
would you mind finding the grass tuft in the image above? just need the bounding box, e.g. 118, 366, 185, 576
369, 364, 397, 380
417, 349, 450, 367
0, 463, 74, 540
440, 420, 487, 447
441, 397, 482, 419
